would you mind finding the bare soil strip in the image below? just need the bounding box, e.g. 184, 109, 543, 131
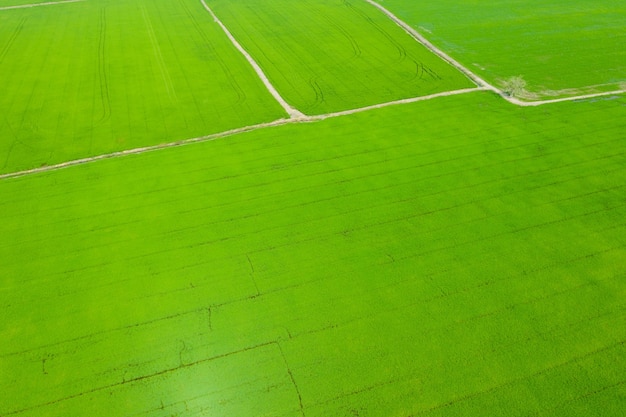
507, 90, 626, 107
309, 87, 488, 120
2, 82, 625, 181
0, 88, 488, 180
0, 118, 296, 180
198, 0, 305, 119
364, 0, 626, 107
0, 0, 84, 11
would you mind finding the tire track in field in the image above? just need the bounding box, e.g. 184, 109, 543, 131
309, 78, 325, 107
343, 0, 406, 61
141, 5, 178, 104
96, 7, 111, 124
328, 18, 361, 59
178, 0, 246, 106
363, 0, 626, 105
0, 17, 25, 65
362, 0, 495, 89
198, 0, 304, 118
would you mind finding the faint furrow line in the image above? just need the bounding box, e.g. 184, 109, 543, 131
96, 7, 111, 124
410, 339, 626, 416
2, 145, 623, 283
264, 219, 626, 309
0, 306, 209, 359
241, 200, 626, 265
523, 379, 626, 417
141, 5, 177, 103
0, 17, 25, 65
307, 296, 626, 410
0, 0, 84, 11
178, 0, 245, 105
2, 341, 276, 416
277, 342, 306, 416
4, 157, 623, 272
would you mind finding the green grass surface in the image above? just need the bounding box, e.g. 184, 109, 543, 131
207, 0, 473, 115
2, 91, 625, 416
381, 0, 626, 97
0, 0, 286, 174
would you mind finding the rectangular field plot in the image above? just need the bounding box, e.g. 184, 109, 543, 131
2, 91, 626, 415
0, 0, 286, 174
207, 0, 474, 115
381, 0, 626, 98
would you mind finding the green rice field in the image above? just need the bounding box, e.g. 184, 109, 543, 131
1, 0, 625, 416
206, 0, 473, 114
381, 0, 626, 97
0, 0, 286, 173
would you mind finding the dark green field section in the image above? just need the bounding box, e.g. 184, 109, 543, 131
1, 92, 625, 415
0, 0, 286, 174
382, 0, 626, 98
207, 0, 473, 115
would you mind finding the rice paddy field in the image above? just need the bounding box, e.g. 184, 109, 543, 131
381, 0, 626, 98
1, 0, 625, 416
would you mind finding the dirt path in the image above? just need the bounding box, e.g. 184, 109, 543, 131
198, 0, 305, 119
0, 88, 490, 181
364, 0, 626, 107
0, 118, 298, 180
3, 81, 625, 181
1, 0, 624, 180
0, 0, 84, 11
362, 0, 495, 91
310, 87, 488, 121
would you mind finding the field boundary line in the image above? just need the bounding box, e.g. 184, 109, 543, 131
312, 87, 488, 120
0, 0, 84, 11
198, 0, 305, 119
0, 119, 294, 180
0, 88, 489, 180
363, 0, 496, 91
508, 89, 626, 107
4, 85, 625, 180
364, 0, 626, 107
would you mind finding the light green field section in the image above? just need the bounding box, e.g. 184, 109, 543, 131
0, 0, 286, 174
2, 91, 625, 415
207, 0, 474, 115
381, 0, 626, 98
